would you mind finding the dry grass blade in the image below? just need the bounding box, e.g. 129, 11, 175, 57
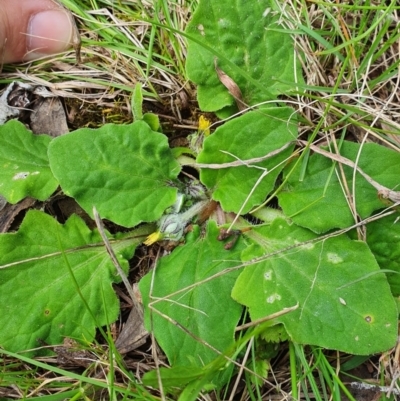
299, 140, 400, 203
191, 142, 294, 169
93, 207, 143, 317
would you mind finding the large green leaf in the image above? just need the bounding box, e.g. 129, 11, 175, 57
278, 141, 400, 233
0, 210, 145, 355
0, 120, 58, 202
197, 107, 296, 213
185, 0, 302, 114
232, 218, 397, 355
139, 221, 245, 368
365, 213, 400, 297
48, 121, 180, 228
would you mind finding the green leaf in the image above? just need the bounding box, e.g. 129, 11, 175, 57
142, 358, 229, 397
197, 107, 296, 213
185, 0, 302, 114
142, 366, 205, 390
365, 213, 400, 297
260, 324, 289, 343
232, 219, 398, 355
48, 121, 180, 228
248, 359, 269, 388
143, 113, 161, 132
139, 221, 245, 368
0, 120, 58, 203
132, 83, 143, 121
0, 210, 143, 355
278, 141, 400, 233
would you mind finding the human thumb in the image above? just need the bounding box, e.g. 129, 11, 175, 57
0, 0, 76, 64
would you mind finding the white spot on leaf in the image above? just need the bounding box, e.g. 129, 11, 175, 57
218, 19, 229, 29
13, 172, 29, 180
267, 293, 281, 304
327, 253, 343, 264
339, 297, 346, 306
264, 270, 273, 280
197, 24, 205, 36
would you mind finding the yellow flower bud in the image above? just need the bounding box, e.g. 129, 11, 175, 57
144, 230, 163, 246
198, 115, 211, 136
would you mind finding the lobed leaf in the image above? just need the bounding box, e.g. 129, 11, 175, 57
197, 107, 296, 214
278, 141, 400, 233
232, 218, 397, 355
0, 120, 58, 203
0, 210, 143, 355
48, 121, 180, 227
185, 0, 302, 115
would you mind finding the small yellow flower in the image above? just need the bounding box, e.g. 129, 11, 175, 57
198, 115, 211, 136
144, 230, 163, 246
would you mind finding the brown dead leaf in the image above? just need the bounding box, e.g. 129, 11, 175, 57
54, 337, 92, 368
30, 97, 69, 137
4, 82, 70, 136
214, 58, 247, 111
0, 197, 36, 233
115, 284, 148, 354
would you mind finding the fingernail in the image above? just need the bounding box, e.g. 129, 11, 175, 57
26, 10, 73, 60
